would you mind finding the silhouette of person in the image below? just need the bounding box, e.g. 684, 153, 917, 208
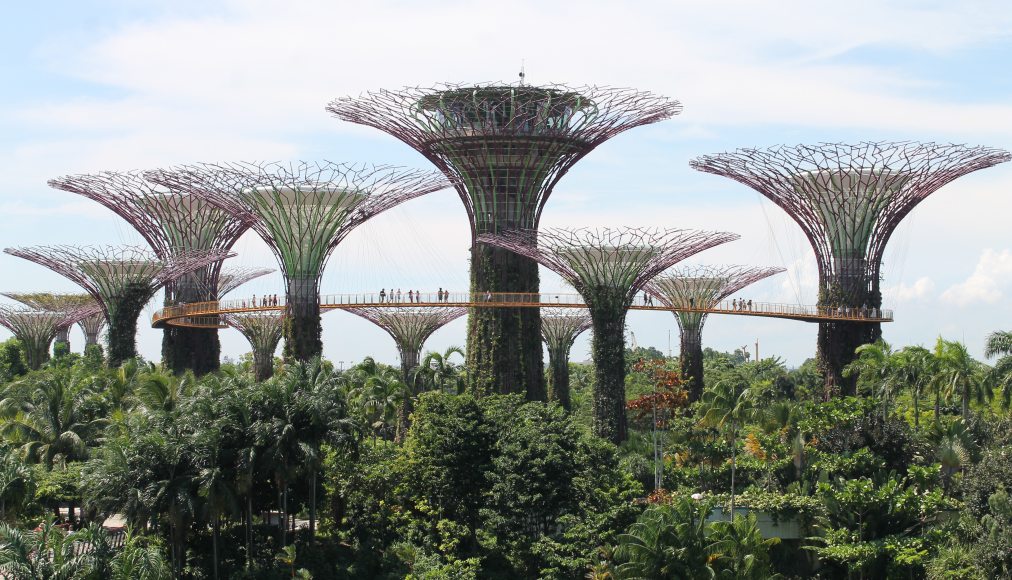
396, 289, 402, 302
380, 289, 386, 303
408, 290, 414, 303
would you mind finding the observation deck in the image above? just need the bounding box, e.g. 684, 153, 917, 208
152, 291, 893, 329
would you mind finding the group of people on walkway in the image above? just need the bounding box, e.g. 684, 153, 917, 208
241, 294, 279, 308
378, 288, 453, 303
731, 298, 753, 311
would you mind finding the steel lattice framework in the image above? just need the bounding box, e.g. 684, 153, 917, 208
1, 292, 100, 351
4, 245, 232, 367
344, 306, 466, 382
691, 141, 1010, 394
647, 265, 784, 401
214, 266, 275, 298
540, 307, 591, 411
77, 311, 107, 348
329, 83, 682, 399
49, 170, 253, 374
147, 161, 450, 362
223, 312, 284, 382
0, 306, 96, 369
479, 227, 737, 443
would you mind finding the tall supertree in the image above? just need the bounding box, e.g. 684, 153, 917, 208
0, 306, 97, 369
691, 142, 1011, 394
214, 266, 275, 298
223, 312, 285, 382
148, 162, 450, 362
646, 265, 784, 402
78, 311, 107, 348
480, 227, 737, 443
4, 245, 231, 367
48, 171, 251, 375
329, 83, 682, 398
1, 292, 98, 352
540, 307, 592, 411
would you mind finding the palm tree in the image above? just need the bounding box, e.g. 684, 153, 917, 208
349, 358, 406, 442
934, 420, 972, 495
107, 529, 172, 580
844, 341, 896, 415
984, 330, 1012, 410
613, 497, 715, 579
0, 451, 33, 521
417, 347, 466, 394
934, 338, 988, 419
892, 346, 933, 427
0, 520, 90, 579
707, 512, 781, 579
698, 372, 761, 520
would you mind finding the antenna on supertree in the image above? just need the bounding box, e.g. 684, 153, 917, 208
4, 245, 233, 367
223, 312, 285, 382
691, 141, 1011, 395
213, 266, 275, 298
1, 292, 98, 352
479, 226, 737, 443
344, 305, 466, 440
329, 83, 682, 399
646, 265, 784, 402
48, 170, 251, 375
540, 307, 591, 411
0, 306, 97, 370
147, 161, 450, 362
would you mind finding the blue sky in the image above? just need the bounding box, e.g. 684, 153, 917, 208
1, 0, 1011, 368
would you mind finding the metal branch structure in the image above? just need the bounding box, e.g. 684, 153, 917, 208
646, 265, 784, 401
691, 141, 1011, 394
147, 161, 450, 362
78, 311, 107, 348
540, 307, 591, 411
223, 312, 285, 382
214, 266, 275, 298
329, 83, 682, 399
1, 292, 98, 352
479, 227, 738, 443
49, 170, 251, 375
4, 245, 232, 367
0, 306, 96, 370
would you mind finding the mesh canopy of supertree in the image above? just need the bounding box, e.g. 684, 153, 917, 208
344, 306, 467, 373
223, 312, 285, 381
329, 83, 682, 234
479, 227, 740, 309
77, 311, 107, 347
213, 266, 275, 299
2, 292, 102, 348
48, 171, 252, 303
540, 307, 592, 354
647, 265, 785, 334
690, 141, 1010, 305
0, 305, 98, 369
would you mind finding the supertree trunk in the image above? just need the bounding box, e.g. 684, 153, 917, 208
680, 326, 705, 403
817, 281, 882, 397
284, 277, 322, 362
107, 283, 150, 367
397, 348, 421, 442
162, 274, 221, 375
546, 345, 572, 411
466, 243, 544, 400
253, 349, 275, 382
23, 340, 51, 371
591, 310, 628, 444
54, 326, 70, 353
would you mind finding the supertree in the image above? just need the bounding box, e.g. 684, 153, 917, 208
479, 227, 737, 443
329, 83, 682, 398
646, 265, 784, 402
1, 292, 98, 352
540, 307, 591, 411
214, 266, 275, 298
0, 306, 97, 369
691, 141, 1011, 394
48, 171, 251, 375
148, 161, 449, 362
4, 245, 232, 367
77, 311, 107, 348
223, 312, 285, 382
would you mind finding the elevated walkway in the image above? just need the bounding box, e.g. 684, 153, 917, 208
152, 291, 893, 329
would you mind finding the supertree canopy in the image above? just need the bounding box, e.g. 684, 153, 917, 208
4, 245, 232, 367
147, 161, 450, 362
223, 312, 284, 382
214, 266, 275, 298
329, 83, 682, 399
49, 170, 251, 375
646, 265, 784, 402
77, 311, 107, 348
691, 141, 1011, 394
1, 292, 98, 352
479, 227, 737, 443
540, 307, 591, 411
0, 305, 97, 369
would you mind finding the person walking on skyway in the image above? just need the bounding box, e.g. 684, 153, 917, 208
437, 287, 443, 302
408, 290, 414, 303
396, 289, 402, 303
379, 289, 386, 303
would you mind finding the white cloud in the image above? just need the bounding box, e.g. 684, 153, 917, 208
883, 276, 935, 303
941, 249, 1012, 306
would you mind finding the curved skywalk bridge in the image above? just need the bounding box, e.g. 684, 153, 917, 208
152, 291, 893, 329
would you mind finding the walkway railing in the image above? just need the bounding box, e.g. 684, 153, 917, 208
152, 291, 893, 328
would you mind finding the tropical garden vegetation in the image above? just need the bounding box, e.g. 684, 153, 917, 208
0, 329, 1008, 578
